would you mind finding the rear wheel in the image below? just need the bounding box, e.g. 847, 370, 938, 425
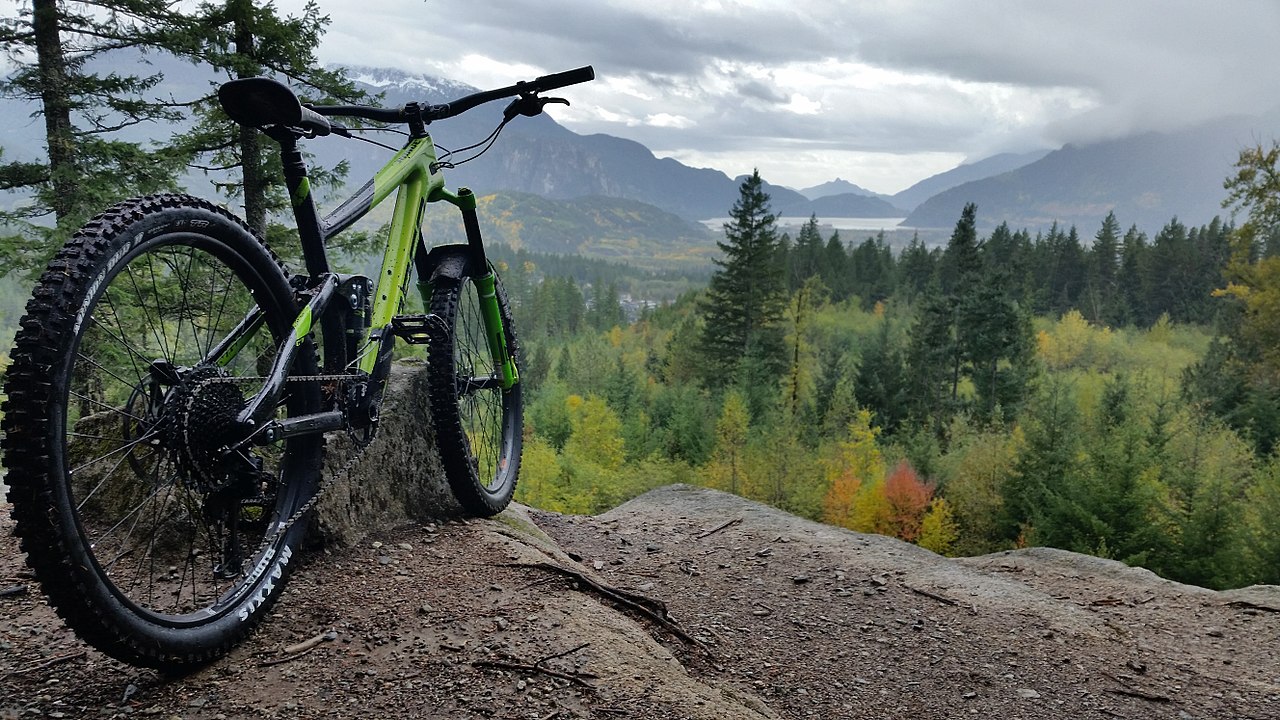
425, 272, 523, 516
1, 194, 322, 668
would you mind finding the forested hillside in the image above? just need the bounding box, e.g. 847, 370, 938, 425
502, 160, 1280, 591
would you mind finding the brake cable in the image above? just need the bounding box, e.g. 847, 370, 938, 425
431, 92, 571, 172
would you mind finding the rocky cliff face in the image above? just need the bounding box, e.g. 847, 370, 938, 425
3, 366, 1278, 718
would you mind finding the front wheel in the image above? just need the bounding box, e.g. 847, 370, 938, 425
426, 271, 523, 516
1, 194, 322, 668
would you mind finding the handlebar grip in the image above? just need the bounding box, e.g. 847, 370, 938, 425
532, 66, 595, 92
298, 106, 332, 136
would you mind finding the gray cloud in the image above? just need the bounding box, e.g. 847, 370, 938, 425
294, 0, 1280, 190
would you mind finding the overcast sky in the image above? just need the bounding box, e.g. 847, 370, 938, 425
276, 0, 1280, 194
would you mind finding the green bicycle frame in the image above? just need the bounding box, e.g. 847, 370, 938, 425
292, 131, 518, 386
224, 128, 518, 430
360, 136, 442, 373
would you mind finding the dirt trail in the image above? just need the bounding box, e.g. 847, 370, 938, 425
3, 485, 1279, 719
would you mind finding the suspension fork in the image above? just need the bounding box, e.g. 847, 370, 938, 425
426, 187, 519, 391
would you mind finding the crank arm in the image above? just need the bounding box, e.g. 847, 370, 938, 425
250, 411, 346, 445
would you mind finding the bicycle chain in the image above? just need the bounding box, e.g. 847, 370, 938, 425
184, 372, 373, 565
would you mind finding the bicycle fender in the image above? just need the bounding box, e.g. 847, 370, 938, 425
420, 244, 475, 283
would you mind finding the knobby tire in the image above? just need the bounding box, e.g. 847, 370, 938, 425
1, 194, 322, 668
425, 272, 523, 517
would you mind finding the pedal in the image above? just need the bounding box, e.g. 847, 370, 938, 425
390, 314, 448, 345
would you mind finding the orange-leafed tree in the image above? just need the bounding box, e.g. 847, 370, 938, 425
882, 461, 934, 541
823, 467, 862, 529
822, 409, 884, 529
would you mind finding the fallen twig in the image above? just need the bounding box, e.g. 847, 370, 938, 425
1101, 671, 1172, 703
1105, 686, 1172, 703
473, 658, 595, 686
0, 584, 27, 598
1226, 600, 1280, 613
906, 585, 959, 606
508, 561, 711, 655
258, 645, 319, 667
473, 644, 597, 688
283, 630, 334, 656
5, 651, 86, 677
258, 630, 336, 666
542, 642, 591, 664
695, 518, 741, 540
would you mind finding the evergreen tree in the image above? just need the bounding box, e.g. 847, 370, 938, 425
819, 231, 849, 300
1144, 217, 1197, 323
1002, 378, 1083, 544
1084, 211, 1121, 325
1034, 223, 1087, 315
848, 231, 895, 307
699, 170, 787, 387
853, 316, 907, 434
906, 204, 1035, 432
787, 214, 823, 290
959, 274, 1036, 424
587, 279, 625, 331
0, 0, 187, 268
1190, 217, 1231, 323
169, 0, 364, 238
938, 203, 980, 296
904, 283, 956, 434
1117, 224, 1149, 325
897, 232, 937, 299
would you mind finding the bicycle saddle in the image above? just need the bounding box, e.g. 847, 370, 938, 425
218, 77, 331, 135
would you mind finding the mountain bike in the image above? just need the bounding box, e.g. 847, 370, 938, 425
1, 65, 595, 668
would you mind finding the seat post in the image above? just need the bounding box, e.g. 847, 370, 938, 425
269, 128, 331, 279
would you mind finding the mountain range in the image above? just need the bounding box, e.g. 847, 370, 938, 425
294, 68, 1280, 234
901, 118, 1280, 232
4, 58, 1278, 247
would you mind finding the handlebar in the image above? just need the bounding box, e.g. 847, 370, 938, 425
309, 65, 595, 125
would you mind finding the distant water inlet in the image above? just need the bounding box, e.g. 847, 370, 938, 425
700, 217, 909, 232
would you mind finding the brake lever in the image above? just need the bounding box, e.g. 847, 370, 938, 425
502, 94, 570, 122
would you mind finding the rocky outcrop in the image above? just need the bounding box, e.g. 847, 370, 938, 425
311, 362, 462, 546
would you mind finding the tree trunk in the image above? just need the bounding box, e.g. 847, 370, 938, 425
230, 0, 266, 236
31, 0, 75, 223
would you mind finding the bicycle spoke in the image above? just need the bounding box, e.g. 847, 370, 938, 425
123, 262, 171, 361
76, 351, 145, 393
70, 429, 160, 477
143, 250, 174, 360
69, 390, 146, 423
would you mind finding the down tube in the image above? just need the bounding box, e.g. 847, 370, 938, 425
361, 173, 426, 374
